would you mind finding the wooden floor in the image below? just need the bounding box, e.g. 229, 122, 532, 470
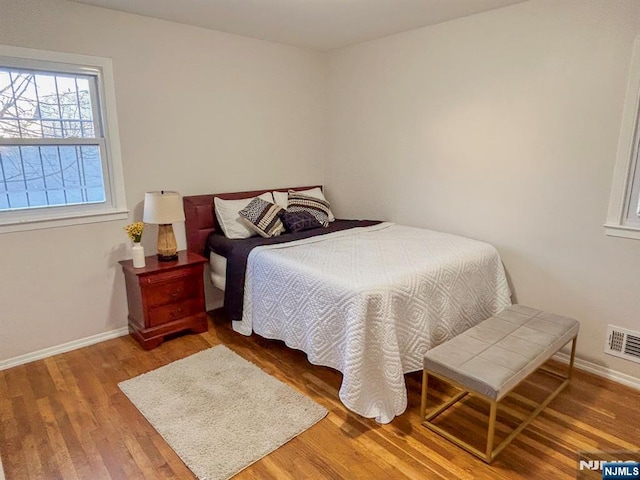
1, 311, 638, 479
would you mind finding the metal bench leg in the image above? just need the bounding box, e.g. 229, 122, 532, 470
420, 369, 429, 418
486, 401, 498, 461
568, 336, 577, 379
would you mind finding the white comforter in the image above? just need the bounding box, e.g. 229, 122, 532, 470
233, 223, 511, 423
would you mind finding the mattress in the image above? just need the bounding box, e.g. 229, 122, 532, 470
209, 252, 227, 291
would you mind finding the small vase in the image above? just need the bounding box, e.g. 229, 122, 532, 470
132, 242, 145, 268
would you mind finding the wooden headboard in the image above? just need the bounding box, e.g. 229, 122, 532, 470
183, 185, 323, 256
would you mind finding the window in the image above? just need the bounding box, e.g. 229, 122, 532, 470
0, 45, 127, 233
606, 36, 640, 240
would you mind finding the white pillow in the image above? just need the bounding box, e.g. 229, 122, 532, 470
214, 192, 274, 239
273, 187, 335, 222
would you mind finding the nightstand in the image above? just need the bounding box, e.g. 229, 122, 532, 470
119, 251, 208, 350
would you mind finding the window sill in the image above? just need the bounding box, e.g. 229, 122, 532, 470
0, 208, 129, 234
604, 223, 640, 240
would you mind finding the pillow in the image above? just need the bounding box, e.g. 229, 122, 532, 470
273, 187, 335, 221
280, 210, 322, 233
238, 197, 285, 238
214, 192, 274, 239
286, 192, 331, 227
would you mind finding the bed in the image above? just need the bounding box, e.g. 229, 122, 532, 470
183, 186, 512, 423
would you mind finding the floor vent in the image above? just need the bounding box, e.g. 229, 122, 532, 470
604, 325, 640, 364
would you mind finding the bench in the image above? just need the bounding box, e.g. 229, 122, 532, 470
420, 304, 579, 463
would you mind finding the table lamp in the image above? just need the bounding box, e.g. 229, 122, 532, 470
143, 190, 185, 261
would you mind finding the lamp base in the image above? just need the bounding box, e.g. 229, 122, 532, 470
157, 224, 178, 261
157, 253, 179, 262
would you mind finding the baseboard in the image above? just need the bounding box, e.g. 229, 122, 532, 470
0, 327, 129, 371
1, 326, 638, 392
552, 352, 640, 390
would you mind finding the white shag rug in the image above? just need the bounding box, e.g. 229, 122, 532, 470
119, 345, 328, 480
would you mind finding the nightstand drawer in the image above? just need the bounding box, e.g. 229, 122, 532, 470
145, 277, 198, 307
148, 298, 202, 327
140, 266, 199, 285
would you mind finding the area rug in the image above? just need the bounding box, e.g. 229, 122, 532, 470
118, 345, 328, 480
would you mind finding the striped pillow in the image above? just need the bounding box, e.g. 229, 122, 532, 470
287, 192, 331, 227
238, 197, 285, 238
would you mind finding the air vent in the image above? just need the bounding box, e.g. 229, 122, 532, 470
604, 325, 640, 364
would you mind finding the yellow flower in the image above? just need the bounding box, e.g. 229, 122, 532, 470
124, 222, 144, 243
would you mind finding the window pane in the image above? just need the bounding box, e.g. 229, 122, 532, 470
77, 78, 92, 121
0, 68, 98, 139
626, 145, 640, 225
0, 145, 106, 210
0, 119, 19, 137
0, 70, 20, 119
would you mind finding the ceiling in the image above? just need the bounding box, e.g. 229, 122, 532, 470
69, 0, 528, 51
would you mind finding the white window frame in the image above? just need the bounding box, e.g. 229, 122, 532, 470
0, 45, 127, 233
605, 36, 640, 240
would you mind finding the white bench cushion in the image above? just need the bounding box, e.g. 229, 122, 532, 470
424, 305, 579, 401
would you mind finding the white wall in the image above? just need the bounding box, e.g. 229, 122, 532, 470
0, 0, 326, 362
326, 0, 640, 378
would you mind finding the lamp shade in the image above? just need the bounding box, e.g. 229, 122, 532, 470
143, 191, 185, 224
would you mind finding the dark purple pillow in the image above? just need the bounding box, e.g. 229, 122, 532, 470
280, 210, 322, 233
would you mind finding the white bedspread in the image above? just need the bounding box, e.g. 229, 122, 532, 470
234, 223, 511, 423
